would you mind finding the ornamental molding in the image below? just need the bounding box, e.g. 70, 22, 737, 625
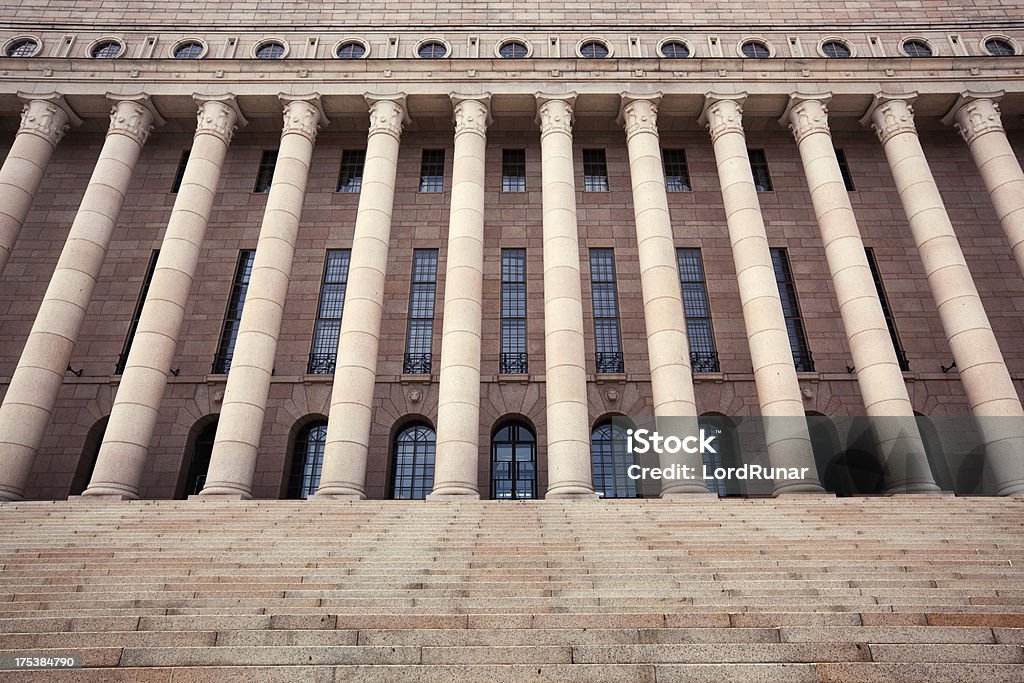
699, 93, 746, 143
941, 90, 1005, 145
365, 93, 410, 140
17, 94, 81, 147
782, 93, 833, 144
106, 93, 164, 146
536, 92, 576, 138
618, 93, 662, 141
194, 94, 247, 145
860, 92, 917, 145
279, 94, 327, 143
451, 93, 491, 138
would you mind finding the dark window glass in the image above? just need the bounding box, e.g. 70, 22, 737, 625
491, 422, 536, 500
182, 421, 216, 498
865, 248, 910, 371
253, 149, 278, 193
499, 41, 529, 59
6, 39, 39, 57
419, 149, 445, 193
579, 41, 609, 59
748, 148, 773, 192
699, 417, 742, 496
770, 248, 814, 372
502, 149, 526, 192
590, 248, 624, 373
591, 422, 636, 499
255, 42, 285, 59
985, 38, 1016, 56
336, 149, 366, 193
663, 149, 692, 192
115, 250, 160, 374
741, 41, 770, 59
660, 41, 690, 58
821, 40, 851, 58
403, 250, 438, 374
170, 149, 190, 193
418, 41, 448, 59
174, 41, 204, 59
677, 248, 719, 373
308, 250, 351, 374
902, 39, 933, 57
287, 421, 326, 499
583, 148, 609, 192
91, 40, 122, 58
336, 41, 366, 59
213, 250, 256, 374
835, 149, 855, 192
500, 249, 528, 374
392, 424, 435, 499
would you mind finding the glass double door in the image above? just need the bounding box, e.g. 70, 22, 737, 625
490, 422, 536, 500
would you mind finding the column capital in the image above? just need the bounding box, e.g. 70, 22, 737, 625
698, 93, 747, 143
105, 93, 164, 146
941, 91, 1005, 145
16, 92, 81, 147
860, 92, 918, 144
780, 92, 832, 144
617, 92, 663, 141
279, 93, 328, 143
450, 93, 491, 138
365, 93, 410, 140
536, 92, 577, 138
193, 94, 247, 145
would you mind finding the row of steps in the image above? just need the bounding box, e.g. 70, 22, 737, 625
1, 497, 1022, 681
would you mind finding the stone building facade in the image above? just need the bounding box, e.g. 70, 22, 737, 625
1, 0, 1023, 501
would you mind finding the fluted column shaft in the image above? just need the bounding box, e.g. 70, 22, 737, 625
83, 96, 244, 499
200, 96, 323, 499
0, 96, 159, 501
317, 95, 408, 499
700, 93, 824, 495
536, 94, 596, 499
0, 94, 80, 278
786, 95, 938, 493
948, 94, 1024, 279
430, 95, 490, 499
619, 94, 708, 496
866, 93, 1024, 495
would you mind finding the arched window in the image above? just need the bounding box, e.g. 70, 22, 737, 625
287, 421, 327, 499
392, 423, 435, 499
181, 421, 217, 498
255, 41, 286, 59
698, 415, 742, 496
498, 40, 529, 59
70, 417, 108, 496
740, 40, 771, 59
6, 38, 40, 58
417, 41, 449, 59
579, 40, 610, 59
591, 421, 635, 499
90, 40, 123, 59
901, 39, 933, 57
336, 41, 367, 59
985, 38, 1016, 56
821, 40, 852, 58
173, 41, 205, 59
491, 421, 536, 499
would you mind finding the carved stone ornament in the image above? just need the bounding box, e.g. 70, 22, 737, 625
19, 98, 72, 147
408, 389, 422, 404
953, 98, 1004, 145
536, 96, 575, 137
621, 98, 659, 140
703, 97, 745, 143
868, 97, 917, 145
453, 98, 489, 138
367, 97, 408, 139
281, 99, 322, 143
108, 100, 157, 146
787, 98, 831, 144
195, 99, 241, 145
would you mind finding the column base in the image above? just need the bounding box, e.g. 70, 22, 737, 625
79, 483, 140, 500
997, 482, 1024, 496
544, 492, 600, 500
188, 493, 248, 501
311, 491, 366, 501
887, 491, 956, 497
660, 492, 719, 499
772, 483, 828, 496
427, 488, 481, 500
661, 482, 716, 496
773, 492, 837, 498
68, 494, 134, 501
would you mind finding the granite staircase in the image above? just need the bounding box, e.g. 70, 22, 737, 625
0, 497, 1023, 681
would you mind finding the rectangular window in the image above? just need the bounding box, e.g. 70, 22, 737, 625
336, 149, 366, 193
583, 148, 610, 192
253, 149, 278, 193
663, 149, 692, 192
500, 248, 528, 374
170, 150, 189, 193
502, 149, 526, 192
835, 148, 856, 191
589, 248, 624, 373
213, 250, 256, 374
865, 248, 909, 371
748, 148, 773, 192
403, 249, 438, 374
677, 248, 719, 372
115, 250, 160, 374
308, 250, 352, 374
418, 149, 445, 193
770, 248, 814, 372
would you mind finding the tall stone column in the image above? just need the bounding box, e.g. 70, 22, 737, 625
864, 92, 1024, 495
699, 93, 824, 495
943, 91, 1024, 279
430, 94, 490, 499
0, 93, 81, 278
82, 96, 245, 499
0, 94, 161, 501
784, 93, 938, 493
199, 95, 325, 499
536, 93, 597, 499
316, 94, 409, 499
618, 94, 708, 496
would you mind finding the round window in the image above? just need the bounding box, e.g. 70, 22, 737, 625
91, 40, 123, 59
660, 41, 690, 58
6, 38, 39, 58
173, 41, 204, 59
336, 41, 366, 59
821, 40, 852, 58
741, 40, 770, 59
901, 39, 933, 57
255, 41, 286, 59
985, 38, 1015, 56
579, 41, 610, 59
417, 41, 448, 59
498, 41, 529, 59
